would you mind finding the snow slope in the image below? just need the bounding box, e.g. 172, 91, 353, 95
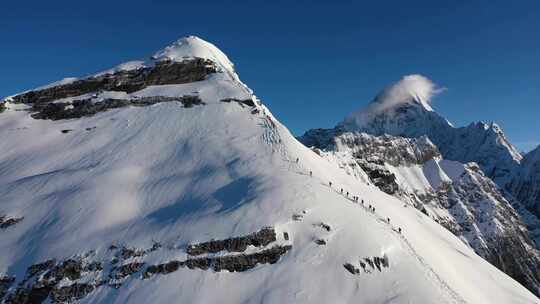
1, 37, 538, 303
299, 129, 540, 294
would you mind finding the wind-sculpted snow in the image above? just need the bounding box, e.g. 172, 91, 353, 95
0, 36, 538, 303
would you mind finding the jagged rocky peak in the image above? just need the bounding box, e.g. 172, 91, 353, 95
335, 74, 522, 188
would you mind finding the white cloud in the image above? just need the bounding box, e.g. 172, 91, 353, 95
371, 74, 444, 112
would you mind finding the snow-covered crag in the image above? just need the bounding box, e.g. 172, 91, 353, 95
300, 128, 540, 295
341, 75, 523, 188
1, 38, 539, 303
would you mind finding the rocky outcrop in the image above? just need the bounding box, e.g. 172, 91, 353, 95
220, 98, 256, 107
7, 58, 217, 105
342, 97, 522, 188
30, 95, 203, 121
1, 227, 289, 302
0, 102, 5, 113
314, 222, 331, 232
211, 245, 291, 272
0, 276, 15, 300
50, 283, 95, 303
357, 160, 399, 195
4, 257, 103, 304
186, 227, 276, 256
143, 261, 183, 278
111, 262, 145, 281
344, 255, 389, 275
0, 215, 23, 230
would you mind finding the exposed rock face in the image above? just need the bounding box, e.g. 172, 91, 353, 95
0, 102, 5, 113
299, 129, 540, 296
220, 98, 256, 107
51, 283, 95, 303
5, 257, 103, 304
0, 215, 23, 230
143, 261, 183, 278
344, 255, 389, 275
111, 262, 145, 281
30, 95, 203, 121
357, 160, 399, 195
0, 276, 15, 299
186, 227, 276, 256
314, 239, 326, 245
211, 245, 292, 272
26, 260, 56, 278
1, 227, 289, 303
144, 245, 292, 278
7, 58, 217, 105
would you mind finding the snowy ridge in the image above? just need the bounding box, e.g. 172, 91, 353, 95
151, 36, 236, 77
0, 37, 539, 303
299, 129, 540, 297
510, 145, 540, 230
2, 36, 245, 101
340, 75, 522, 189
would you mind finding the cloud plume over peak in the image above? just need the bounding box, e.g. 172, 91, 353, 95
371, 74, 443, 112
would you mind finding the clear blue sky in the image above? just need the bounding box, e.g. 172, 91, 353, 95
1, 1, 539, 152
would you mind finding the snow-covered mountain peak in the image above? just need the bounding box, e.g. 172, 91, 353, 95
343, 74, 443, 129
371, 74, 439, 112
341, 74, 451, 137
151, 35, 236, 76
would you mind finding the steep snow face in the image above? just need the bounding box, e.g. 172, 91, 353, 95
510, 145, 540, 220
345, 74, 439, 121
1, 38, 539, 303
341, 75, 522, 188
299, 130, 540, 296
